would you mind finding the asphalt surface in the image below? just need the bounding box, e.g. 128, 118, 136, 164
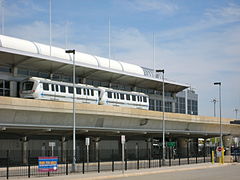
110, 164, 240, 180
2, 163, 239, 180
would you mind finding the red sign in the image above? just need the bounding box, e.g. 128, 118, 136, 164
217, 146, 222, 152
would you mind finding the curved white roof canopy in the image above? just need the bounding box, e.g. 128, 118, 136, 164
0, 35, 144, 76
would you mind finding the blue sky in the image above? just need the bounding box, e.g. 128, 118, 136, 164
1, 0, 240, 118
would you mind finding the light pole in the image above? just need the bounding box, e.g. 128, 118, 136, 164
65, 49, 76, 171
214, 82, 222, 148
234, 108, 239, 120
156, 69, 165, 165
210, 98, 217, 117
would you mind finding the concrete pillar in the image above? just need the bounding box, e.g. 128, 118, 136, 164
21, 136, 28, 164
223, 135, 233, 156
10, 67, 18, 97
146, 138, 152, 159
172, 100, 176, 113
191, 138, 198, 156
92, 137, 100, 161
177, 138, 188, 157
61, 137, 67, 162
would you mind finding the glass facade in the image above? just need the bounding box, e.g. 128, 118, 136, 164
0, 79, 10, 96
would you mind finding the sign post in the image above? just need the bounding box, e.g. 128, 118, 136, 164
216, 146, 224, 164
121, 135, 125, 174
85, 137, 90, 171
49, 142, 56, 156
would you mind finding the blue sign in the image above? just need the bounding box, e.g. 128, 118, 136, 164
38, 157, 58, 172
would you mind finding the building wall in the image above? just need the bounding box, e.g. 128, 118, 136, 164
0, 65, 198, 115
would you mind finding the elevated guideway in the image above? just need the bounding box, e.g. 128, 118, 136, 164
0, 96, 239, 138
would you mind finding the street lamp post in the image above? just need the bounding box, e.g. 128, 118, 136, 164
156, 69, 165, 165
65, 49, 76, 171
214, 82, 222, 148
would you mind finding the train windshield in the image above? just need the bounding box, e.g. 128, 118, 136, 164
22, 81, 34, 91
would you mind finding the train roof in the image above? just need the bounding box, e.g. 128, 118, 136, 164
25, 77, 97, 89
0, 35, 189, 93
98, 87, 148, 96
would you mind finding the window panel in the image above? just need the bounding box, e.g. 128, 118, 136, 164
76, 88, 81, 95
60, 85, 66, 92
68, 86, 73, 94
43, 83, 49, 91
107, 92, 112, 98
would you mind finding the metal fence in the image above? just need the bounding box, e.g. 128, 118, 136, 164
0, 146, 221, 179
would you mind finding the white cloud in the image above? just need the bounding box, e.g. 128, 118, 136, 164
128, 0, 179, 14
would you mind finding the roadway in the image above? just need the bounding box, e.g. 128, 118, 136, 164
5, 163, 239, 180
110, 164, 240, 180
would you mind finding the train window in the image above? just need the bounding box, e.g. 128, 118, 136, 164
107, 92, 112, 98
117, 93, 120, 99
91, 89, 94, 96
43, 83, 49, 91
83, 89, 86, 95
87, 89, 90, 96
51, 84, 55, 91
23, 81, 34, 91
60, 85, 66, 92
76, 87, 81, 95
120, 93, 124, 100
114, 93, 116, 99
68, 86, 73, 94
126, 94, 130, 100
132, 95, 136, 101
143, 96, 147, 102
56, 85, 59, 92
137, 96, 140, 102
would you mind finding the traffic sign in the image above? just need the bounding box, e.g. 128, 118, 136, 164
216, 146, 223, 157
49, 142, 55, 147
167, 142, 176, 147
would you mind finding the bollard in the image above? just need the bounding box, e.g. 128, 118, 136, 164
221, 148, 224, 164
98, 149, 100, 173
159, 147, 161, 167
148, 148, 151, 168
168, 148, 171, 166
179, 154, 181, 166
112, 149, 114, 172
66, 162, 68, 175
125, 149, 127, 171
28, 150, 30, 178
82, 150, 85, 174
6, 150, 9, 179
211, 151, 215, 164
137, 147, 140, 170
196, 151, 198, 164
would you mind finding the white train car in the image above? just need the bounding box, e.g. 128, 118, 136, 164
98, 87, 149, 110
20, 77, 149, 110
20, 77, 99, 104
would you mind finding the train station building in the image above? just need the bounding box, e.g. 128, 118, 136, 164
0, 35, 239, 162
